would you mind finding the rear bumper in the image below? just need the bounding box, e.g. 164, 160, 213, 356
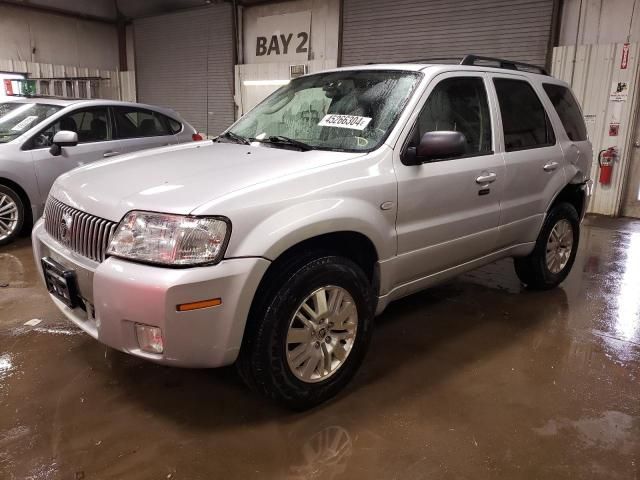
580, 179, 593, 222
32, 219, 270, 367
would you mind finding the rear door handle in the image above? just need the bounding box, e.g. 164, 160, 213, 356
103, 151, 120, 158
543, 161, 559, 171
476, 173, 497, 184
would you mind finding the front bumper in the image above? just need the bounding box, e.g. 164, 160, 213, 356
32, 219, 270, 367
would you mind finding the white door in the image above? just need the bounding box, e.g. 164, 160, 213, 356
29, 106, 121, 201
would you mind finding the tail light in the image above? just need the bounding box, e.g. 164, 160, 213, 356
192, 133, 203, 141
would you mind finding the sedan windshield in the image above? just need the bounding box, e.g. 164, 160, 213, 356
228, 70, 422, 152
0, 102, 62, 143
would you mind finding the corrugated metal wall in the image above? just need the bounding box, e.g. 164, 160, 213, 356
134, 4, 234, 137
341, 0, 555, 67
551, 43, 640, 216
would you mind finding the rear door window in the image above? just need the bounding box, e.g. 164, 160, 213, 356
493, 78, 555, 151
113, 107, 172, 139
542, 83, 588, 141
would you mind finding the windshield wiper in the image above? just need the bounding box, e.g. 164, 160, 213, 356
216, 131, 250, 145
258, 135, 313, 151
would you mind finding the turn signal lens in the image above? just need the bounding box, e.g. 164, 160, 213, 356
135, 324, 164, 354
177, 298, 222, 312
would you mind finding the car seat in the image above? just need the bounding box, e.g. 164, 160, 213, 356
90, 118, 107, 141
139, 118, 158, 136
59, 117, 78, 133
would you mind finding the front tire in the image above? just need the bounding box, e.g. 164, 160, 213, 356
237, 254, 374, 410
514, 202, 579, 290
0, 185, 24, 247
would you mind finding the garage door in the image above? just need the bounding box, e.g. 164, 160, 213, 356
341, 0, 555, 68
134, 5, 234, 137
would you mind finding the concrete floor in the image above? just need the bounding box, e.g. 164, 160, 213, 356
1, 216, 639, 479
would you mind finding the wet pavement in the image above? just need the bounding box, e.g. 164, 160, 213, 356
1, 215, 639, 479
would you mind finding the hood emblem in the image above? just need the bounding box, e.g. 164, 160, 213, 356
59, 213, 73, 244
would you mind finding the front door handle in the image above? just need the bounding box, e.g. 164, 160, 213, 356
543, 161, 559, 171
103, 151, 120, 158
476, 173, 497, 184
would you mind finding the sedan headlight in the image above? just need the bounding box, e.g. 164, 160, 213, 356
107, 211, 230, 266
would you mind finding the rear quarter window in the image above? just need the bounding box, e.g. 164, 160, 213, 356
542, 84, 588, 141
113, 107, 172, 138
493, 78, 556, 152
164, 116, 182, 134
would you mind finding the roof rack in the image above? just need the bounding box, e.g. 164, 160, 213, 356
460, 55, 548, 75
392, 54, 549, 75
403, 57, 464, 64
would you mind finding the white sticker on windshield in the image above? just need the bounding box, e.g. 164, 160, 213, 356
10, 115, 39, 131
318, 114, 372, 131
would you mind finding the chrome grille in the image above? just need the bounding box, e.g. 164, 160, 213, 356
44, 197, 118, 263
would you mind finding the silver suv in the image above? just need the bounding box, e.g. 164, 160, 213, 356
0, 98, 199, 245
33, 57, 592, 408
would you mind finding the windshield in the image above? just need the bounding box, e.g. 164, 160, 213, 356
0, 102, 63, 143
228, 70, 422, 152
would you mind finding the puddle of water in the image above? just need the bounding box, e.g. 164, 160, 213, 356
533, 411, 637, 453
0, 353, 13, 378
32, 326, 82, 336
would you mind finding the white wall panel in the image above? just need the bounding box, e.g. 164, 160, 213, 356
242, 0, 340, 64
235, 59, 337, 115
119, 71, 137, 103
552, 43, 640, 215
0, 57, 121, 100
559, 0, 640, 46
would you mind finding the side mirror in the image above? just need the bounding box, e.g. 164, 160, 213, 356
404, 131, 467, 165
49, 130, 78, 156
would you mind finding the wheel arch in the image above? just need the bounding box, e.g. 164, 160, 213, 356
547, 182, 587, 220
258, 230, 380, 288
241, 230, 381, 348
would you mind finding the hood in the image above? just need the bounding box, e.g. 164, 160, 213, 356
50, 141, 364, 221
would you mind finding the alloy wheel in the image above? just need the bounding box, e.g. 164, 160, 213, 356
0, 193, 19, 241
286, 286, 358, 383
546, 219, 574, 274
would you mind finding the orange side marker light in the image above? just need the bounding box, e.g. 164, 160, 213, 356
176, 298, 222, 312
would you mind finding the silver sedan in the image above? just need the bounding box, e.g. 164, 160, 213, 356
0, 98, 201, 245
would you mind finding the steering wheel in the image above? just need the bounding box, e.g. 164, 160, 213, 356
33, 132, 53, 148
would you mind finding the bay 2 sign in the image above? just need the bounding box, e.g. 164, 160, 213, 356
254, 11, 311, 63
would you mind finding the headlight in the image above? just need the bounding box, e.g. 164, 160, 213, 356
107, 211, 230, 266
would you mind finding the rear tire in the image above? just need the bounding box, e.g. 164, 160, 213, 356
514, 202, 579, 290
237, 253, 375, 410
0, 185, 25, 247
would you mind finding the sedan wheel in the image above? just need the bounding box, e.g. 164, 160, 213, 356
0, 191, 20, 243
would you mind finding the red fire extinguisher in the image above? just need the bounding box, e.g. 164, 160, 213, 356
598, 147, 617, 185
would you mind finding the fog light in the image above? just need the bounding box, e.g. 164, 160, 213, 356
135, 324, 164, 354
